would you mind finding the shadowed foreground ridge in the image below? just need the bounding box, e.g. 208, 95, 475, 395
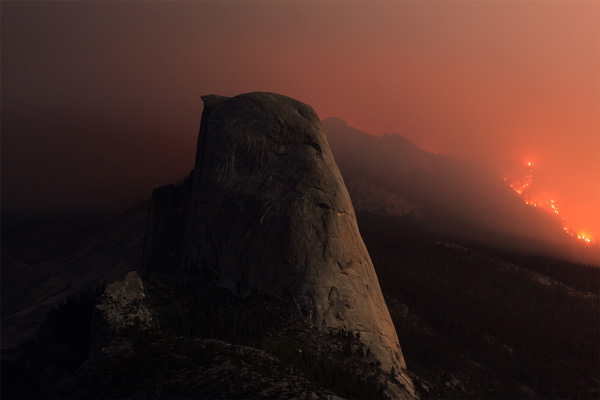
144, 92, 415, 398
1, 92, 416, 399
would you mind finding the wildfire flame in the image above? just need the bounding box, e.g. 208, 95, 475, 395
504, 161, 593, 244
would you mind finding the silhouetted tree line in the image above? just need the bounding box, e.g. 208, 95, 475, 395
1, 284, 106, 399
142, 272, 276, 346
268, 328, 387, 399
43, 285, 106, 367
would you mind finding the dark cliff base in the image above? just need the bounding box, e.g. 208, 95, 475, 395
1, 270, 397, 399
4, 214, 598, 399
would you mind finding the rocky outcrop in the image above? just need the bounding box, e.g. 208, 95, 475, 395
89, 271, 154, 357
144, 92, 414, 398
95, 271, 154, 332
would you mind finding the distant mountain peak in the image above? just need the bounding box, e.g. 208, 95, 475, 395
321, 116, 349, 126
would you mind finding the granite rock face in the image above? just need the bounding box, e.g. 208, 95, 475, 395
95, 271, 153, 332
90, 271, 155, 356
144, 92, 414, 397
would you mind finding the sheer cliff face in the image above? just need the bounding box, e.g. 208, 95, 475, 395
148, 92, 409, 384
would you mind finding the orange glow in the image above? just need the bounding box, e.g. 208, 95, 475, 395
505, 161, 594, 245
1, 1, 598, 243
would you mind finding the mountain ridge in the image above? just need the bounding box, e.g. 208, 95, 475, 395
322, 117, 599, 265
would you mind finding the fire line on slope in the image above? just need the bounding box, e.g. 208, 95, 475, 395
504, 161, 593, 244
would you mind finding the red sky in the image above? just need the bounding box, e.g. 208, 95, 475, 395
2, 2, 599, 239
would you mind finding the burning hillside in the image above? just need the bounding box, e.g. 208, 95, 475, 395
504, 161, 593, 244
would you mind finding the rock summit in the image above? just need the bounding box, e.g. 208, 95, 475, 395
143, 92, 414, 397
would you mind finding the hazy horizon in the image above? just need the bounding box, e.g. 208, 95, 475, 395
2, 2, 598, 241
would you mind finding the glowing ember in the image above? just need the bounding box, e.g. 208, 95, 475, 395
577, 234, 592, 243
504, 161, 593, 244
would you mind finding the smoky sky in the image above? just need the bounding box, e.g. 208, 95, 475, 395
2, 2, 599, 237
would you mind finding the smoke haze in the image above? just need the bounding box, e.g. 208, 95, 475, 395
2, 2, 598, 240
323, 118, 599, 264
